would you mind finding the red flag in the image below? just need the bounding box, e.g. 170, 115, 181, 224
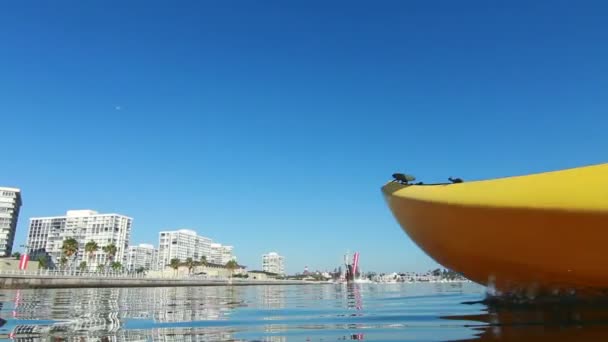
352, 252, 359, 277
18, 254, 29, 270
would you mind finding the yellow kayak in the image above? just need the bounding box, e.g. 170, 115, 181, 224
382, 163, 608, 295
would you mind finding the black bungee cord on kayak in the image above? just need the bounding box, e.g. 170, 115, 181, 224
392, 173, 463, 185
392, 173, 415, 184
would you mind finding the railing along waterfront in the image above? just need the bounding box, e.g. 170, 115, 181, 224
0, 269, 234, 281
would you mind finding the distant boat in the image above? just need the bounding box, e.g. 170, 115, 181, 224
353, 278, 373, 284
382, 163, 608, 295
334, 251, 369, 284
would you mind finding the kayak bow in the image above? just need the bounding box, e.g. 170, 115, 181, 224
382, 163, 608, 294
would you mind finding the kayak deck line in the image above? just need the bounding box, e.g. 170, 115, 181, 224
384, 163, 608, 213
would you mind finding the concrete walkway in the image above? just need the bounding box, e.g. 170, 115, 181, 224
0, 274, 318, 289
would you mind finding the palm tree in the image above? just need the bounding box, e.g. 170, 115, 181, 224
79, 261, 87, 272
102, 244, 117, 266
185, 257, 195, 274
110, 261, 122, 272
169, 258, 180, 276
61, 238, 79, 268
59, 256, 68, 270
225, 260, 239, 282
84, 241, 98, 266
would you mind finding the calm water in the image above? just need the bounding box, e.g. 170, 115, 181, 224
1, 283, 608, 341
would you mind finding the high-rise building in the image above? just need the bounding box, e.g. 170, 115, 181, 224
126, 243, 158, 272
0, 187, 22, 257
209, 243, 234, 265
221, 245, 235, 264
157, 229, 212, 268
27, 210, 132, 269
262, 252, 285, 275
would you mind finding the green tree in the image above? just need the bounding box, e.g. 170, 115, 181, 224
135, 266, 146, 274
85, 241, 98, 262
185, 257, 195, 274
110, 261, 122, 272
37, 255, 49, 269
102, 244, 117, 265
79, 261, 87, 272
59, 256, 68, 270
169, 258, 180, 276
12, 252, 21, 260
225, 260, 239, 281
61, 238, 79, 268
97, 264, 105, 272
199, 255, 207, 267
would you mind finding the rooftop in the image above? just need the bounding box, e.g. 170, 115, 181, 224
67, 210, 99, 217
134, 243, 155, 249
30, 210, 133, 220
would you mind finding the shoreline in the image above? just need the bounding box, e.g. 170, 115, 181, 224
0, 271, 474, 289
0, 274, 323, 289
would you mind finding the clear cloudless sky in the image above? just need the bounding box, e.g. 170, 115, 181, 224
1, 1, 608, 274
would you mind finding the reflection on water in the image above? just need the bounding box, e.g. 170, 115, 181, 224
2, 283, 608, 341
455, 297, 608, 341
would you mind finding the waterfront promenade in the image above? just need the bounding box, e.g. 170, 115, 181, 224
0, 269, 314, 289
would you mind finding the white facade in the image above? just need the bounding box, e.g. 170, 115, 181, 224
0, 187, 22, 257
262, 252, 285, 275
27, 210, 132, 270
221, 245, 235, 264
209, 243, 234, 265
157, 229, 212, 268
126, 243, 158, 271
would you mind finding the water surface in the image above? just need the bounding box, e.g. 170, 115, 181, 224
1, 282, 607, 341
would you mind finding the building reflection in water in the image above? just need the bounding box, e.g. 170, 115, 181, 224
3, 287, 245, 341
346, 284, 363, 311
343, 284, 365, 340
8, 288, 125, 340
2, 285, 371, 341
258, 334, 287, 342
259, 286, 286, 309
150, 286, 237, 323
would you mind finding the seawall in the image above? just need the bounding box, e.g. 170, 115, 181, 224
0, 275, 319, 289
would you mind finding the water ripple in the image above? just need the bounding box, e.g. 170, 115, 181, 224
5, 282, 605, 341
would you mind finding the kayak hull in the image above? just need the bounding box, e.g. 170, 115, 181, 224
382, 164, 608, 295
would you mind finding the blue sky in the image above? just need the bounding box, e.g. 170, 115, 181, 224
2, 1, 607, 273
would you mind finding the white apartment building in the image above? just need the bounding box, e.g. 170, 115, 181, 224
263, 252, 285, 275
27, 210, 132, 269
157, 229, 212, 268
209, 243, 235, 265
126, 243, 158, 272
0, 187, 22, 257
